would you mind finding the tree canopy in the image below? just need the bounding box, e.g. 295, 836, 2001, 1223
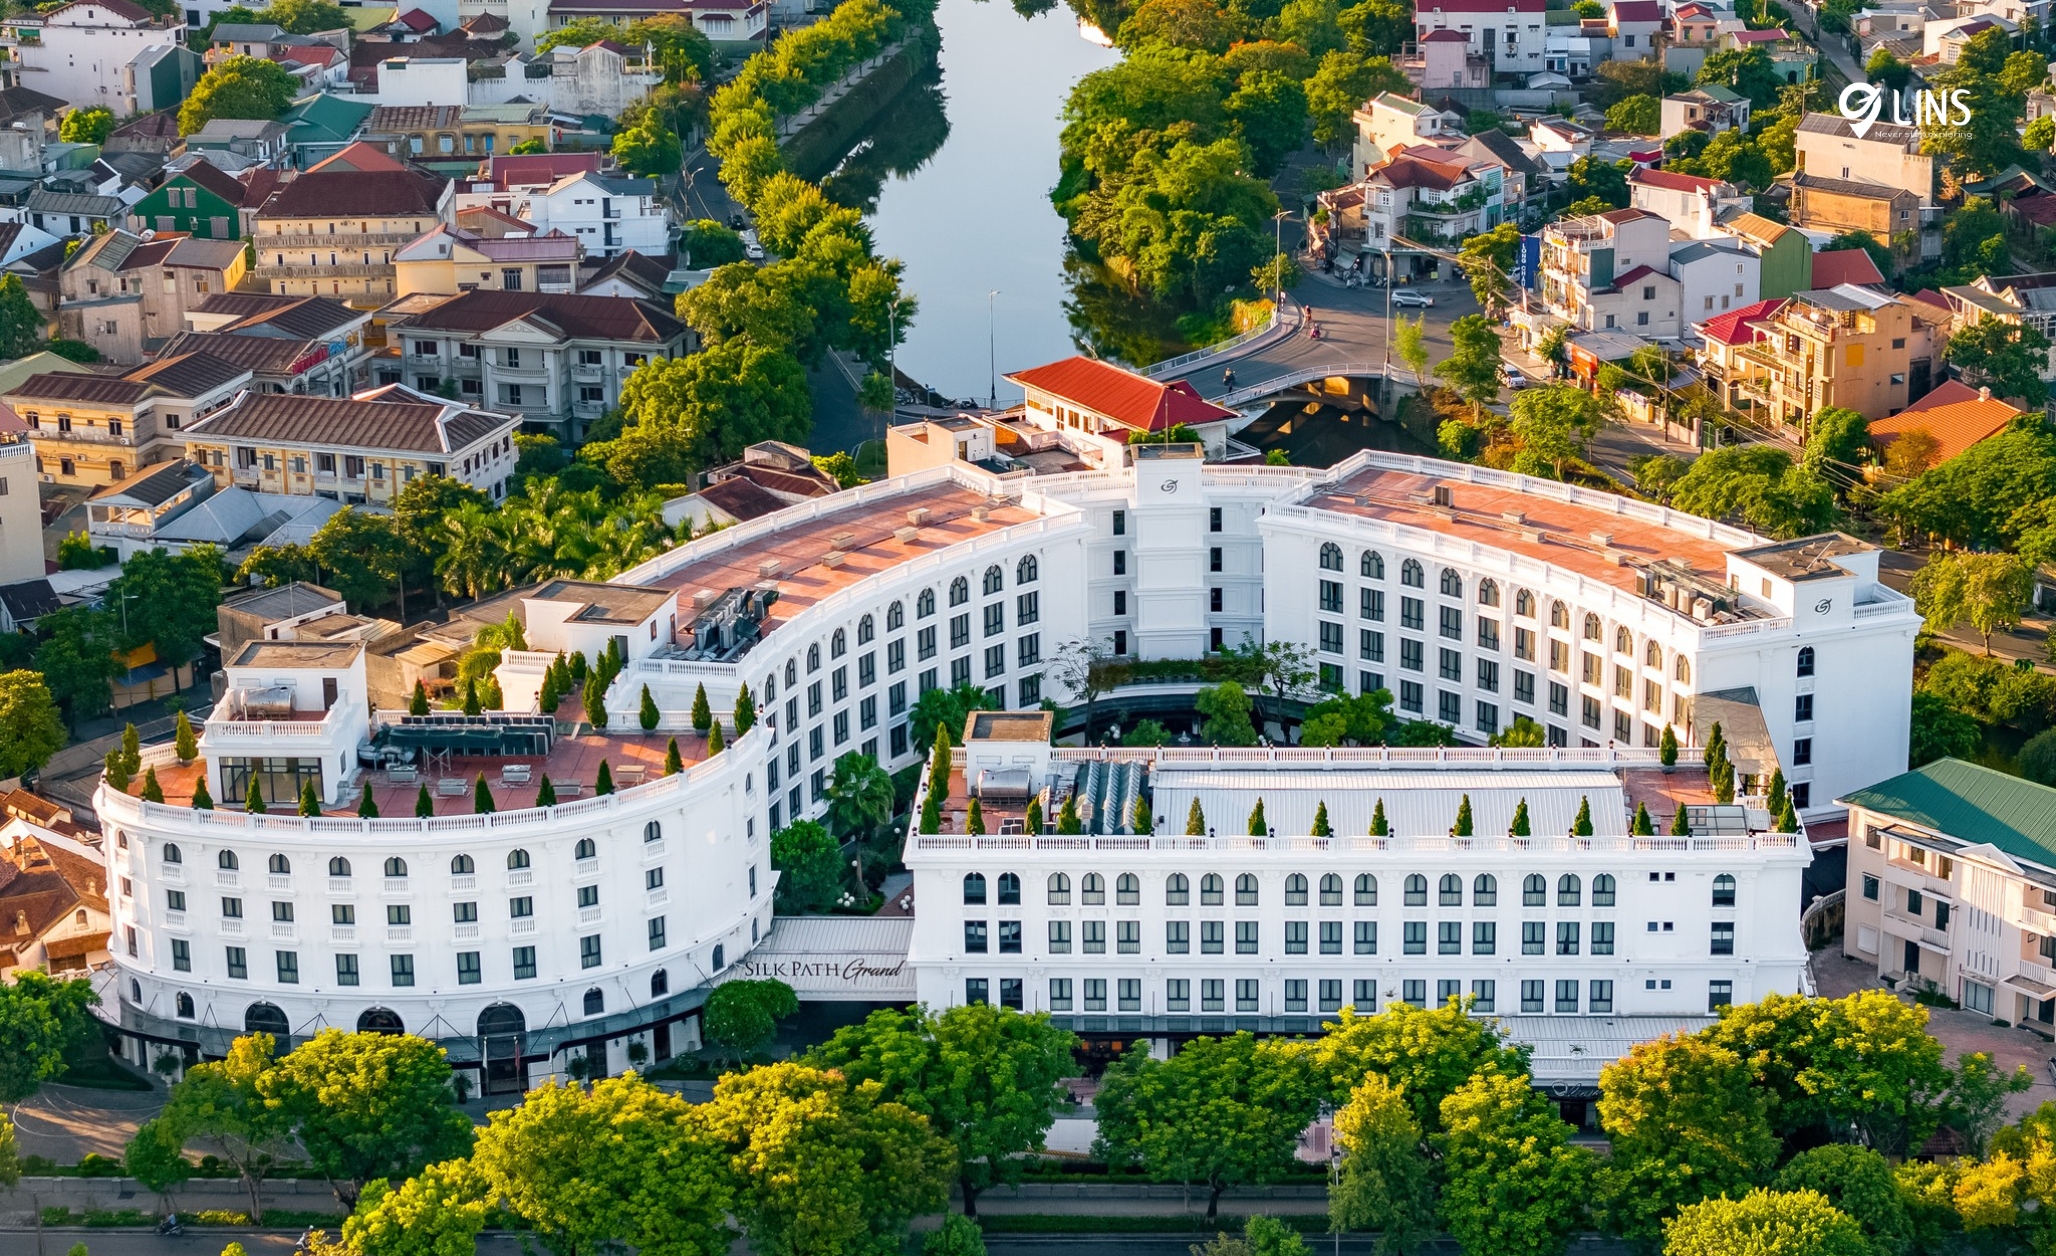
179, 56, 299, 136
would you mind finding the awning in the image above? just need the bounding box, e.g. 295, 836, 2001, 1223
45, 931, 109, 963
1695, 687, 1778, 777
2005, 974, 2056, 997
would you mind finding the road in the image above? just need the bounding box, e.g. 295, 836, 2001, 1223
1880, 548, 2055, 672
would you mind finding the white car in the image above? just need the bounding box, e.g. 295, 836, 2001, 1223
744, 240, 765, 262
1390, 290, 1434, 308
1501, 364, 1531, 389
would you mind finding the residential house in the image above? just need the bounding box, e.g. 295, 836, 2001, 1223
1358, 146, 1513, 277
1723, 211, 1812, 300
171, 291, 372, 397
1724, 26, 1812, 82
250, 155, 453, 301
1449, 128, 1545, 224
1956, 0, 2049, 27
1412, 0, 1547, 73
375, 289, 688, 439
58, 231, 248, 364
1793, 111, 1937, 203
1671, 238, 1761, 324
363, 104, 470, 162
1719, 284, 1936, 432
0, 221, 65, 268
27, 189, 125, 237
0, 826, 111, 981
182, 117, 291, 166
1661, 84, 1749, 139
457, 103, 554, 158
1608, 0, 1661, 56
8, 352, 250, 489
514, 171, 669, 258
393, 221, 582, 297
533, 38, 663, 117
1398, 28, 1491, 93
578, 248, 675, 299
1005, 355, 1239, 467
182, 383, 522, 504
103, 108, 181, 157
1867, 382, 2022, 476
1691, 296, 1786, 411
544, 0, 769, 44
276, 93, 376, 168
1539, 207, 1683, 338
671, 440, 843, 529
1351, 92, 1465, 176
204, 20, 286, 59
1528, 115, 1596, 156
1937, 277, 2056, 389
7, 240, 69, 321
0, 426, 39, 587
1930, 15, 2014, 61
1808, 247, 1887, 290
0, 0, 195, 116
271, 41, 350, 91
125, 158, 260, 241
1664, 1, 1721, 77
1628, 167, 1750, 239
1788, 172, 1922, 266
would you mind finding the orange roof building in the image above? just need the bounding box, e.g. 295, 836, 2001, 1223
1868, 385, 2023, 467
1007, 355, 1239, 467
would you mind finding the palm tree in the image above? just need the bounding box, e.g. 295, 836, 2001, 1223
1534, 323, 1570, 381
825, 751, 897, 887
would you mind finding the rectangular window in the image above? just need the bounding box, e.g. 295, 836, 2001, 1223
1440, 605, 1463, 640
966, 979, 990, 1007
1439, 921, 1461, 954
1117, 921, 1140, 954
334, 953, 359, 985
1793, 737, 1812, 765
1285, 979, 1308, 1012
1084, 979, 1107, 1011
888, 641, 906, 674
1522, 921, 1545, 955
1286, 921, 1308, 954
1048, 921, 1072, 953
1401, 597, 1425, 630
1355, 921, 1377, 954
1402, 979, 1427, 1008
1711, 922, 1735, 955
1164, 920, 1191, 953
1515, 670, 1535, 705
649, 916, 668, 950
1018, 590, 1039, 624
1471, 980, 1496, 1012
1478, 618, 1500, 651
983, 604, 1005, 637
1589, 980, 1614, 1013
1709, 979, 1733, 1011
1320, 921, 1342, 954
1083, 920, 1106, 953
226, 946, 247, 979
1404, 921, 1427, 954
1795, 693, 1814, 722
1557, 921, 1580, 955
1438, 691, 1461, 723
392, 954, 416, 987
1202, 979, 1225, 1012
1202, 920, 1224, 953
1236, 921, 1259, 953
1478, 659, 1499, 692
918, 626, 937, 660
1118, 978, 1141, 1012
1210, 507, 1223, 532
1354, 979, 1377, 1011
1521, 980, 1544, 1013
1362, 588, 1384, 621
1359, 629, 1385, 663
1555, 979, 1579, 1013
1439, 647, 1462, 681
512, 946, 537, 979
276, 951, 298, 984
1400, 639, 1424, 672
1237, 979, 1260, 1012
1861, 874, 1879, 901
1549, 681, 1569, 716
1320, 979, 1343, 1012
457, 951, 481, 984
950, 614, 971, 649
1320, 580, 1344, 613
999, 978, 1024, 1010
1049, 978, 1072, 1011
1000, 921, 1023, 954
1400, 681, 1423, 713
580, 935, 602, 968
965, 920, 990, 953
1320, 621, 1344, 654
1166, 979, 1190, 1011
1473, 921, 1496, 954
1515, 626, 1536, 661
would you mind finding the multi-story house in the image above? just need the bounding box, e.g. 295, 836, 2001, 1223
1628, 168, 1749, 239
1361, 148, 1509, 264
1539, 208, 1682, 338
182, 383, 521, 504
1351, 93, 1465, 176
1664, 0, 1721, 77
1397, 29, 1491, 93
1413, 0, 1547, 73
1005, 356, 1241, 484
27, 190, 126, 238
0, 0, 196, 115
1936, 277, 2056, 391
8, 352, 250, 488
1722, 211, 1811, 301
1722, 285, 1937, 431
514, 171, 670, 259
169, 292, 372, 397
376, 290, 688, 440
250, 153, 452, 302
1660, 85, 1749, 139
126, 158, 264, 241
1608, 0, 1661, 55
1692, 297, 1785, 413
1670, 238, 1760, 323
58, 231, 249, 364
393, 222, 583, 298
1788, 174, 1925, 267
1841, 760, 2056, 1025
1793, 112, 1937, 202
0, 428, 40, 586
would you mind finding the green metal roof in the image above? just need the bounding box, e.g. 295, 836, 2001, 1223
1840, 758, 2056, 868
284, 93, 375, 144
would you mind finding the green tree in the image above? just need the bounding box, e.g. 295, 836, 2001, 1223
1910, 550, 2035, 653
1186, 798, 1206, 834
265, 1030, 475, 1208
702, 1061, 954, 1256
681, 218, 748, 268
1669, 444, 1837, 538
638, 684, 660, 732
701, 978, 799, 1064
106, 545, 224, 668
1310, 1002, 1530, 1129
59, 106, 114, 144
153, 1033, 293, 1221
1927, 28, 2029, 181
472, 1074, 733, 1256
909, 681, 997, 757
1298, 689, 1393, 747
0, 974, 98, 1103
613, 110, 682, 177
1196, 681, 1259, 746
1771, 1146, 1911, 1255
0, 670, 65, 779
1329, 1073, 1435, 1254
1566, 155, 1632, 208
1867, 45, 1913, 90
1662, 1188, 1870, 1256
1508, 384, 1603, 479
1696, 45, 1780, 106
0, 274, 46, 358
179, 55, 298, 135
1490, 716, 1545, 748
1225, 69, 1309, 176
299, 779, 320, 817
338, 1158, 490, 1256
1883, 418, 2056, 548
174, 708, 198, 761
602, 340, 812, 489
1457, 222, 1521, 314
1436, 1072, 1592, 1256
1393, 313, 1430, 390
1435, 314, 1503, 417
262, 0, 350, 32
1801, 405, 1869, 480
735, 682, 757, 734
1094, 1033, 1322, 1221
1596, 1034, 1780, 1241
825, 750, 896, 843
1605, 93, 1660, 134
770, 819, 843, 912
810, 1002, 1080, 1216
1946, 318, 2054, 406
33, 608, 122, 728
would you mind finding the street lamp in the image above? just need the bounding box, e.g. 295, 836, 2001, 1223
987, 289, 999, 409
1271, 209, 1293, 310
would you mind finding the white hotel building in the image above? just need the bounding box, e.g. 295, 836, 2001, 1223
97, 429, 1918, 1094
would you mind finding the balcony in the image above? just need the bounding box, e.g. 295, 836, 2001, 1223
571, 363, 604, 383
221, 918, 244, 936
507, 870, 535, 888
258, 231, 422, 250
577, 906, 603, 925
331, 926, 356, 943
270, 923, 296, 941
510, 919, 537, 936
453, 924, 481, 942
216, 870, 240, 888
386, 926, 413, 943
267, 874, 291, 891
327, 877, 352, 893
381, 878, 412, 898
575, 857, 599, 878
450, 875, 476, 892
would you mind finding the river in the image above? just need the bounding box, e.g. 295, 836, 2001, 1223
826, 0, 1120, 403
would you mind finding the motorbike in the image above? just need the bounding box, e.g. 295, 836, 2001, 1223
157, 1215, 184, 1237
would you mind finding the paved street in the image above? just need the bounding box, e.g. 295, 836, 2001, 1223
1878, 549, 2056, 673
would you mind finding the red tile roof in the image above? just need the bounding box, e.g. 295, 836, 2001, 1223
1897, 379, 1978, 413
1611, 2, 1662, 21
1421, 27, 1469, 40
1007, 357, 1237, 433
273, 44, 341, 68
1375, 155, 1468, 191
1695, 297, 1786, 345
1418, 0, 1545, 11
1870, 393, 2022, 464
1632, 167, 1724, 193
394, 7, 439, 28
1808, 247, 1885, 289
1607, 263, 1666, 291
306, 141, 408, 174
1729, 26, 1788, 39
477, 152, 605, 188
261, 167, 446, 218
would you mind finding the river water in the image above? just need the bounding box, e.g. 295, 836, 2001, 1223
835, 0, 1120, 403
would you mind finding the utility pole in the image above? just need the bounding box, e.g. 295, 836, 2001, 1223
1272, 208, 1292, 309
987, 289, 999, 408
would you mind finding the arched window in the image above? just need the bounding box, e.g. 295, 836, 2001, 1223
1713, 873, 1737, 907
1166, 873, 1190, 905
712, 943, 724, 970
1523, 874, 1546, 906
1047, 872, 1071, 904
1646, 641, 1663, 669
917, 588, 936, 617
1320, 873, 1343, 905
1235, 873, 1259, 905
583, 989, 604, 1016
1116, 873, 1140, 905
450, 854, 475, 874
983, 564, 1004, 595
1593, 874, 1616, 906
1319, 543, 1343, 571
507, 849, 530, 870
1354, 873, 1378, 905
384, 856, 407, 878
1401, 559, 1424, 588
807, 643, 821, 673
1439, 568, 1463, 598
267, 854, 290, 875
1558, 874, 1582, 906
888, 601, 906, 630
163, 843, 181, 864
1478, 579, 1500, 607
949, 576, 970, 606
1796, 646, 1815, 677
963, 873, 987, 904
858, 614, 875, 644
1675, 656, 1692, 684
1404, 874, 1428, 906
1081, 873, 1105, 904
1551, 601, 1569, 629
831, 629, 846, 659
1361, 550, 1385, 579
1439, 874, 1463, 905
1285, 873, 1308, 905
1474, 874, 1498, 906
574, 838, 596, 860
1017, 554, 1039, 584
1201, 873, 1225, 905
245, 1002, 290, 1035
651, 969, 669, 997
328, 856, 349, 876
644, 821, 662, 843
1584, 613, 1602, 641
785, 659, 798, 688
997, 873, 1020, 904
176, 992, 194, 1019
1515, 588, 1535, 617
1616, 626, 1633, 655
218, 850, 239, 870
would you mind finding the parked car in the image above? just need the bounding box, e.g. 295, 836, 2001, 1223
1390, 290, 1433, 308
1501, 364, 1531, 389
745, 240, 766, 261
